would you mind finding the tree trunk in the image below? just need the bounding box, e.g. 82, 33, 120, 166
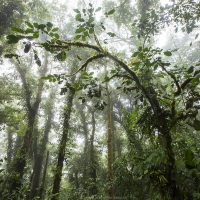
51, 90, 74, 200
39, 150, 49, 200
106, 84, 115, 200
89, 110, 97, 196
158, 114, 183, 200
8, 53, 48, 197
30, 92, 54, 199
163, 129, 183, 200
7, 128, 13, 171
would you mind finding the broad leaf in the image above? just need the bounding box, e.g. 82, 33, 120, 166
12, 27, 25, 34
164, 51, 172, 56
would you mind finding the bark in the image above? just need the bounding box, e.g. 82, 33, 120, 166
7, 128, 13, 171
78, 103, 89, 190
106, 84, 115, 200
29, 92, 54, 200
161, 127, 183, 200
89, 110, 97, 196
51, 89, 75, 200
74, 169, 79, 189
39, 150, 49, 200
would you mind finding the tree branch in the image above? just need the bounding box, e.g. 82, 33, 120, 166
71, 53, 107, 76
157, 61, 181, 96
106, 52, 162, 113
50, 40, 102, 52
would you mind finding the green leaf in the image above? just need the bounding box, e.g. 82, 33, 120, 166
83, 31, 89, 37
56, 51, 67, 61
132, 52, 139, 57
25, 28, 34, 34
185, 149, 195, 169
192, 77, 199, 85
76, 14, 81, 21
74, 35, 82, 40
33, 50, 41, 66
95, 7, 101, 12
53, 33, 60, 39
38, 24, 46, 31
25, 21, 34, 28
187, 66, 194, 74
88, 17, 95, 23
193, 119, 200, 131
4, 54, 19, 59
6, 35, 22, 44
78, 18, 85, 22
107, 9, 115, 15
33, 32, 39, 38
75, 27, 86, 34
89, 28, 94, 34
164, 51, 172, 56
46, 22, 53, 28
12, 27, 25, 34
88, 8, 94, 14
107, 32, 116, 37
74, 9, 80, 13
33, 23, 39, 28
52, 27, 59, 32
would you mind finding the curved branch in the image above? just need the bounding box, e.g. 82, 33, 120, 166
174, 78, 193, 96
45, 40, 162, 114
158, 62, 181, 95
106, 52, 162, 113
102, 73, 134, 83
71, 53, 107, 76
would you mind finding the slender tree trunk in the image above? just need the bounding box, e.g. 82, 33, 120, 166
51, 90, 75, 200
89, 110, 97, 196
7, 128, 13, 171
39, 150, 49, 200
78, 104, 89, 191
106, 84, 115, 200
30, 93, 54, 199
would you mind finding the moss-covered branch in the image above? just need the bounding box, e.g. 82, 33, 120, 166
71, 53, 107, 76
53, 40, 102, 52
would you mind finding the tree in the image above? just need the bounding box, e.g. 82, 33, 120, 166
5, 1, 200, 199
5, 52, 49, 199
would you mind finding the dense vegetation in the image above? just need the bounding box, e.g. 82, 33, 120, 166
0, 0, 200, 199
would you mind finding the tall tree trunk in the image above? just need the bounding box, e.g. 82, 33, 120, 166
7, 127, 13, 171
30, 92, 55, 199
51, 90, 75, 200
78, 103, 89, 191
8, 53, 48, 197
39, 150, 49, 200
89, 110, 97, 196
157, 112, 182, 200
161, 127, 183, 200
106, 84, 115, 200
